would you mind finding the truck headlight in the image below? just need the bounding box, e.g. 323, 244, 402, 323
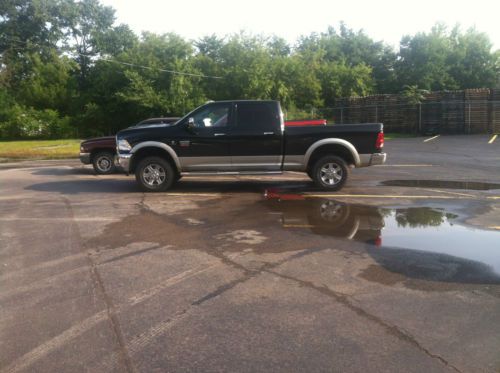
117, 139, 132, 152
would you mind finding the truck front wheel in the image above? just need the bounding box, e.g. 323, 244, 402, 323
135, 156, 175, 192
311, 155, 349, 191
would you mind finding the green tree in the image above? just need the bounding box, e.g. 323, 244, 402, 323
447, 26, 499, 88
319, 62, 374, 106
394, 24, 499, 90
296, 23, 397, 93
17, 51, 77, 113
401, 85, 429, 105
64, 0, 116, 88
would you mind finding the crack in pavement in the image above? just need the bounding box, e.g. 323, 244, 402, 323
264, 269, 463, 373
190, 246, 330, 307
64, 197, 138, 373
181, 234, 464, 373
1, 262, 220, 373
99, 244, 165, 265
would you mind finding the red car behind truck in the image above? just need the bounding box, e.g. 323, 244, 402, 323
80, 117, 180, 174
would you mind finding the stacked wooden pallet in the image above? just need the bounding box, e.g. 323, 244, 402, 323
440, 91, 465, 134
464, 89, 489, 134
490, 89, 500, 134
332, 94, 418, 133
328, 88, 497, 134
420, 91, 442, 134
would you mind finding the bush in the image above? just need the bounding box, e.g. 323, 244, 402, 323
0, 104, 75, 139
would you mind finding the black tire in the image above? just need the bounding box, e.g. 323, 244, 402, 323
135, 156, 175, 192
92, 151, 116, 174
311, 155, 349, 191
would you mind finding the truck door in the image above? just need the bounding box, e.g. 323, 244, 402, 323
176, 102, 233, 171
229, 101, 283, 171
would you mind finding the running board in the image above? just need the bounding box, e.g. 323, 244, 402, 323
181, 171, 284, 176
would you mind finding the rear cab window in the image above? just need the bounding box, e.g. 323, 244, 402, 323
235, 102, 280, 133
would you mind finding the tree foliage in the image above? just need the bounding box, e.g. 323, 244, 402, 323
1, 1, 499, 138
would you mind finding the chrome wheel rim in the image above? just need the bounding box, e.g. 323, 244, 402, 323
96, 156, 112, 172
320, 163, 343, 185
142, 163, 166, 186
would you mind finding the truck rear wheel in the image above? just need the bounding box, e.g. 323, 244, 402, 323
311, 155, 348, 191
135, 156, 175, 192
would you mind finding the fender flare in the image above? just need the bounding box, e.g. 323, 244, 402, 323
304, 138, 361, 167
130, 141, 181, 172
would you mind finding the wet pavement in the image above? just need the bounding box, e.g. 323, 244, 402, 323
1, 135, 500, 372
262, 196, 500, 284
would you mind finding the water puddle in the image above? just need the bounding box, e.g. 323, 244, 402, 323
380, 180, 500, 190
263, 191, 500, 283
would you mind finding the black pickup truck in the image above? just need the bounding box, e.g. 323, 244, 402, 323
116, 100, 386, 192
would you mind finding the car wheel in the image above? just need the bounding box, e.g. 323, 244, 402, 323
93, 151, 116, 174
135, 156, 175, 192
311, 155, 349, 191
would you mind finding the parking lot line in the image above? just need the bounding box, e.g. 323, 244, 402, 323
423, 135, 440, 142
379, 164, 433, 167
488, 134, 497, 144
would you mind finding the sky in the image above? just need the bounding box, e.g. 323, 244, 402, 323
100, 0, 500, 50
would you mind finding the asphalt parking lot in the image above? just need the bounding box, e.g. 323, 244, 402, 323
1, 135, 500, 373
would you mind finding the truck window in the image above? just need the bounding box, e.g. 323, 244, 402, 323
236, 102, 278, 132
191, 103, 231, 128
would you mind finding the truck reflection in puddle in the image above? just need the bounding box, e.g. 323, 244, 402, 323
263, 189, 500, 284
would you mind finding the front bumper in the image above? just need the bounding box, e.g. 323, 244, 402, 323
117, 153, 132, 173
79, 152, 91, 164
370, 152, 387, 166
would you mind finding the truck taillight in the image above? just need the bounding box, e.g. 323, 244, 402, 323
375, 132, 384, 149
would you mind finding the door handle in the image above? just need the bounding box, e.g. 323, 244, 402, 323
214, 133, 226, 137
263, 132, 274, 135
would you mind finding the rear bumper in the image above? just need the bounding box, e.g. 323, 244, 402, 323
117, 153, 132, 173
358, 152, 387, 167
79, 152, 91, 164
370, 152, 386, 166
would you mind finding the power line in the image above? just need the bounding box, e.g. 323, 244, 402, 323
1, 36, 222, 79
83, 55, 222, 79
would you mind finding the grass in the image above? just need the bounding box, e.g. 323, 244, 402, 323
0, 139, 81, 161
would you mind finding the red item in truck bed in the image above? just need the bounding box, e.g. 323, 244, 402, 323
285, 119, 327, 126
